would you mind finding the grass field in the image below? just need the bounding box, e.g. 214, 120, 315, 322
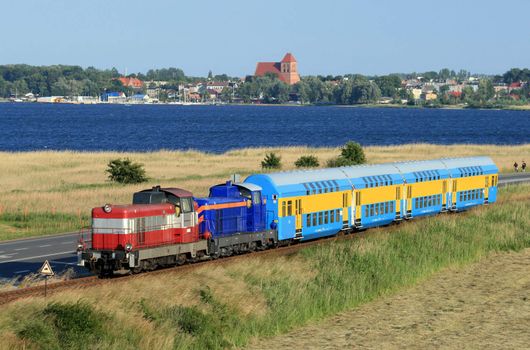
0, 143, 528, 241
0, 184, 528, 349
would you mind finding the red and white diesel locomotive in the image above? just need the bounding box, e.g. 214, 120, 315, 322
79, 187, 205, 274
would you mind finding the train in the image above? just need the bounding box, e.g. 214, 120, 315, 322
77, 156, 499, 276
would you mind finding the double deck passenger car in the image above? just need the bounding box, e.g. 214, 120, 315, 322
244, 157, 498, 242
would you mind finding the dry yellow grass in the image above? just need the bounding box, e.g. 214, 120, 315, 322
0, 144, 528, 217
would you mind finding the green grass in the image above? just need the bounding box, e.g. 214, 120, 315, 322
2, 185, 529, 349
0, 212, 90, 241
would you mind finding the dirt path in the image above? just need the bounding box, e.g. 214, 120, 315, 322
247, 249, 530, 349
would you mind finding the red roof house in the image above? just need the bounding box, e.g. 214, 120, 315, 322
118, 77, 144, 89
254, 53, 300, 85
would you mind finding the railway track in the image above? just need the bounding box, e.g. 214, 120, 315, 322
1, 175, 529, 305
0, 230, 367, 305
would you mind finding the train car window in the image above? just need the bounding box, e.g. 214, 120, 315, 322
356, 192, 361, 205
370, 205, 374, 217
313, 213, 317, 226
336, 209, 340, 222
318, 212, 323, 225
306, 214, 311, 227
330, 211, 335, 223
324, 211, 329, 224
287, 201, 293, 216
324, 188, 328, 193
282, 201, 286, 217
391, 201, 395, 212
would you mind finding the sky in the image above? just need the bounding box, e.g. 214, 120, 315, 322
1, 0, 528, 77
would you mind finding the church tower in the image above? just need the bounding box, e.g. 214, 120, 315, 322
279, 53, 300, 85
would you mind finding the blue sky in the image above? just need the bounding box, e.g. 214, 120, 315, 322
1, 0, 528, 76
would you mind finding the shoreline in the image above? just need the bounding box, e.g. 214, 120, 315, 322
2, 100, 529, 111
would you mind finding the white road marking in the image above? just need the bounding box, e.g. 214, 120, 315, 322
0, 254, 14, 259
61, 241, 74, 245
51, 261, 77, 266
14, 270, 30, 274
39, 244, 52, 248
0, 251, 74, 263
14, 247, 28, 251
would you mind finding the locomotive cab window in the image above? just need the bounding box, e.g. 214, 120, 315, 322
181, 197, 193, 213
252, 191, 261, 205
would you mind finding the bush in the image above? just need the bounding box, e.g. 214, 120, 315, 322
295, 155, 320, 168
106, 158, 148, 184
261, 152, 281, 169
326, 156, 351, 168
340, 141, 366, 165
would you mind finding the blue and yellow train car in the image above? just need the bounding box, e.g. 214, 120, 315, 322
244, 156, 498, 242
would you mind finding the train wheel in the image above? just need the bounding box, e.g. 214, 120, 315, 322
176, 253, 187, 265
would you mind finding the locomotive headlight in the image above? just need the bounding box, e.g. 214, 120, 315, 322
77, 243, 84, 251
125, 243, 133, 252
103, 204, 112, 213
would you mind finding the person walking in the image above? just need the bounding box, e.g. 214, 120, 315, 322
522, 160, 526, 172
514, 161, 519, 172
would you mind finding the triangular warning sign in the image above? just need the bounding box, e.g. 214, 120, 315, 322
39, 260, 55, 276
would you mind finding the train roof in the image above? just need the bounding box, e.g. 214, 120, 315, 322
244, 156, 497, 195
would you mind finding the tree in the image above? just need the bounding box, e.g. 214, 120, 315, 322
477, 79, 495, 102
351, 81, 381, 104
261, 153, 281, 169
374, 75, 402, 97
295, 155, 319, 168
106, 158, 148, 184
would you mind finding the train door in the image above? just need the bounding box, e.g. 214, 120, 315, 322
295, 199, 302, 233
395, 186, 401, 218
406, 185, 412, 217
451, 179, 458, 209
484, 176, 489, 202
354, 190, 362, 226
342, 192, 350, 227
442, 180, 448, 209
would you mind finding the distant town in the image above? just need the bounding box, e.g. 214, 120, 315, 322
0, 53, 528, 109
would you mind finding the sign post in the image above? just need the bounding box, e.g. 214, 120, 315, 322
38, 260, 55, 298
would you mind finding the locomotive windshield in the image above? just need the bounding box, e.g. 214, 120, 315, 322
132, 191, 167, 204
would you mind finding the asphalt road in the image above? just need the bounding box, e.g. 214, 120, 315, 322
1, 172, 529, 281
0, 232, 90, 282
